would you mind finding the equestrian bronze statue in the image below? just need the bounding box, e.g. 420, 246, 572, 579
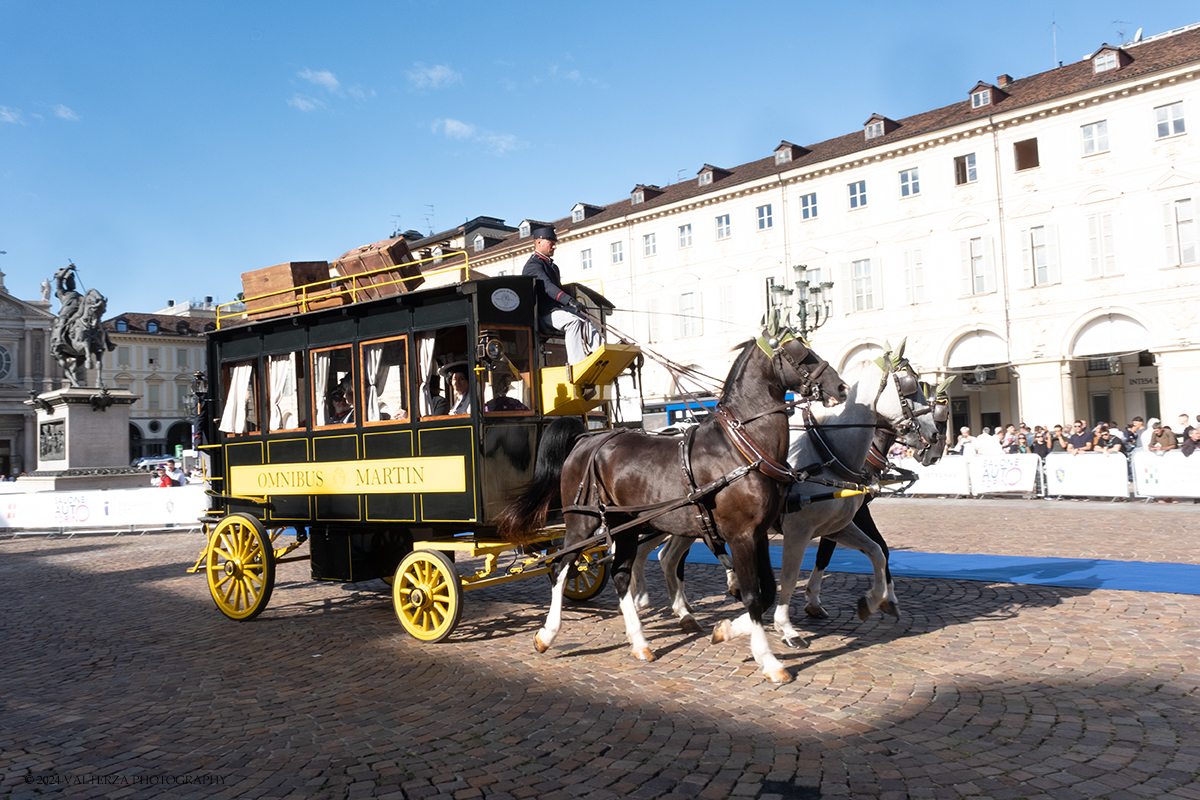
51, 263, 116, 388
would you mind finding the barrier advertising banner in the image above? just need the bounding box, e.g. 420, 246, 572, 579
1043, 453, 1129, 498
0, 485, 207, 531
966, 454, 1040, 495
1131, 450, 1200, 499
898, 456, 972, 495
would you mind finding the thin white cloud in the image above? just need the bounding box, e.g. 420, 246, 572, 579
54, 104, 80, 121
549, 65, 582, 82
408, 63, 461, 90
347, 85, 376, 102
432, 118, 523, 155
433, 118, 475, 139
287, 94, 327, 112
299, 68, 340, 93
0, 106, 25, 124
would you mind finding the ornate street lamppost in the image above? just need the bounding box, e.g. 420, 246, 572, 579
791, 264, 834, 339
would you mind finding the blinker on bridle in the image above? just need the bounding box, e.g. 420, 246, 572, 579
756, 328, 828, 399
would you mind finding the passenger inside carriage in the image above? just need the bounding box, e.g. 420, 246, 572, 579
416, 326, 474, 418
479, 328, 533, 415
312, 345, 355, 427
361, 335, 408, 422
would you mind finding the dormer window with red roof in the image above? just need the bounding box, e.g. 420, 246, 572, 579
116, 319, 128, 332
863, 115, 899, 141
146, 320, 159, 333
699, 172, 712, 186
1094, 50, 1118, 73
630, 185, 662, 206
971, 88, 991, 108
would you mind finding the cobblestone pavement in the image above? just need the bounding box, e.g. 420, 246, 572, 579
1, 499, 1197, 800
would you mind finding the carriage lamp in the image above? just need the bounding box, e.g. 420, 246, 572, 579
791, 264, 834, 340
191, 371, 208, 396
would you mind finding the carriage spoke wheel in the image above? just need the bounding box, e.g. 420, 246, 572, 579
393, 550, 462, 643
205, 514, 275, 621
562, 546, 610, 602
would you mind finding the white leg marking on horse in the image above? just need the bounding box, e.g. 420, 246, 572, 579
774, 521, 812, 648
618, 585, 654, 661
536, 559, 573, 652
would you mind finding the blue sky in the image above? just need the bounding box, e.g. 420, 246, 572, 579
2, 1, 1197, 314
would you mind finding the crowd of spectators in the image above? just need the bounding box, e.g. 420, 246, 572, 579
947, 413, 1199, 458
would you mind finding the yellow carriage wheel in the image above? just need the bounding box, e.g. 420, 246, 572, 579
393, 550, 463, 643
205, 514, 275, 621
562, 547, 610, 602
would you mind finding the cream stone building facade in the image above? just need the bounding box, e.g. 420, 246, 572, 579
473, 23, 1200, 432
88, 299, 217, 460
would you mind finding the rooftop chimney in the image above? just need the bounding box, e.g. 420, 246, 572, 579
997, 74, 1012, 87
167, 300, 175, 307
204, 296, 213, 304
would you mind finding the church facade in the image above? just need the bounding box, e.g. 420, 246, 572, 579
0, 273, 62, 476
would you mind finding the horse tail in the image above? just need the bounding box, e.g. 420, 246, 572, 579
495, 416, 588, 543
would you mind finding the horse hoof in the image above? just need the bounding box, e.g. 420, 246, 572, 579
631, 647, 655, 662
680, 617, 704, 634
856, 597, 873, 621
880, 601, 900, 619
712, 620, 732, 644
765, 668, 792, 685
782, 635, 809, 650
534, 631, 550, 654
804, 605, 829, 619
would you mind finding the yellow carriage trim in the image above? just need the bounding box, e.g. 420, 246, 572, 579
230, 456, 467, 496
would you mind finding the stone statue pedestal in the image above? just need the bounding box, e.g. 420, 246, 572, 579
21, 388, 148, 492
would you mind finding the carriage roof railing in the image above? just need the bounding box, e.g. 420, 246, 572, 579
214, 251, 478, 330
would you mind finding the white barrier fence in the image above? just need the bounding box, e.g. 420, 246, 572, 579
1131, 450, 1200, 499
1, 452, 1192, 530
0, 485, 208, 532
1043, 453, 1128, 499
897, 451, 1199, 499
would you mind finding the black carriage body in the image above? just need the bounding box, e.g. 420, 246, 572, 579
204, 275, 574, 582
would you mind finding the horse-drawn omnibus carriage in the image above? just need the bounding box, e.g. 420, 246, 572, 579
190, 256, 640, 642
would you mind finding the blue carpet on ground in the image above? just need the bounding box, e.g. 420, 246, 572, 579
653, 542, 1200, 595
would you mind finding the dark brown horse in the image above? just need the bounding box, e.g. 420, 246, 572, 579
497, 330, 847, 684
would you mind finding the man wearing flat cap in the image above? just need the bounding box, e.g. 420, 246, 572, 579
522, 227, 601, 365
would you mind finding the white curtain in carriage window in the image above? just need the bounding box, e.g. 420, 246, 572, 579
268, 354, 297, 430
364, 343, 384, 422
312, 350, 331, 426
417, 332, 436, 417
218, 363, 253, 434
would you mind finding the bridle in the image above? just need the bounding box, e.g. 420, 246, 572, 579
756, 328, 833, 403
874, 355, 946, 458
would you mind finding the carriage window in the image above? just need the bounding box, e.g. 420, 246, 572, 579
267, 353, 307, 431
312, 345, 355, 426
218, 359, 259, 435
415, 326, 472, 418
481, 327, 533, 415
361, 336, 409, 424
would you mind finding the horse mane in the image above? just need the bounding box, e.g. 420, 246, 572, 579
719, 340, 758, 405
